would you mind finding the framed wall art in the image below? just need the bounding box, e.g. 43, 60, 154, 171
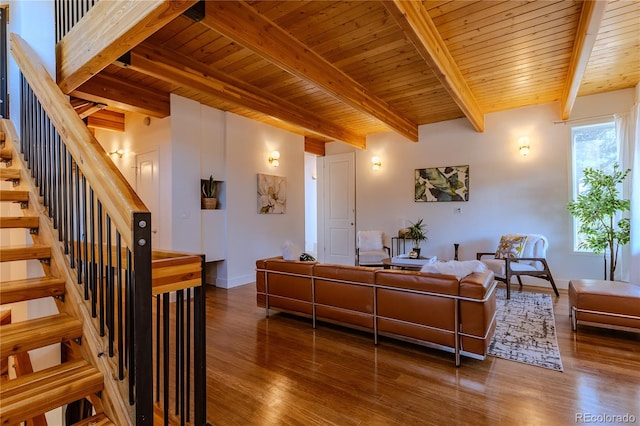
257, 173, 286, 214
415, 165, 469, 202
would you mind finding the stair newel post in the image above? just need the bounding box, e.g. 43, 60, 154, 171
193, 254, 207, 425
132, 211, 153, 424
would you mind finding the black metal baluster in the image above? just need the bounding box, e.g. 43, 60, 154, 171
82, 174, 89, 295
75, 161, 82, 282
127, 248, 134, 403
163, 293, 170, 426
106, 214, 114, 356
61, 144, 69, 250
69, 153, 75, 268
186, 287, 191, 422
175, 289, 183, 415
155, 295, 160, 404
116, 231, 124, 380
89, 187, 96, 317
97, 201, 105, 335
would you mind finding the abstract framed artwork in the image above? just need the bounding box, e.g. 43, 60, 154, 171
415, 165, 469, 202
257, 173, 286, 214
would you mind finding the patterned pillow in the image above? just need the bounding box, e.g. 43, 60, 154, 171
495, 235, 528, 259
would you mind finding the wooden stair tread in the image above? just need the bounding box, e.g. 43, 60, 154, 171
0, 359, 103, 426
0, 313, 82, 359
0, 216, 39, 229
0, 244, 51, 262
0, 189, 29, 202
0, 168, 21, 180
72, 413, 115, 426
0, 276, 65, 304
0, 147, 11, 161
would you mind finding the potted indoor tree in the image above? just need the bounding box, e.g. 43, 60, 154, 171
567, 163, 631, 280
407, 218, 427, 258
201, 175, 217, 209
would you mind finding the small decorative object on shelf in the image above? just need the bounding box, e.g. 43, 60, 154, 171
454, 243, 459, 261
201, 175, 217, 209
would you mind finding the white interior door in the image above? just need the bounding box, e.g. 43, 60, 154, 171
322, 152, 355, 265
136, 151, 159, 247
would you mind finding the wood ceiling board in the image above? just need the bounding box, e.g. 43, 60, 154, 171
431, 1, 534, 30
202, 1, 418, 142
578, 0, 640, 96
439, 1, 582, 46
561, 0, 608, 120
129, 44, 366, 148
385, 1, 484, 132
425, 1, 486, 19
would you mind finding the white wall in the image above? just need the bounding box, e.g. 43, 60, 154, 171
221, 113, 305, 287
304, 152, 318, 254
328, 88, 636, 289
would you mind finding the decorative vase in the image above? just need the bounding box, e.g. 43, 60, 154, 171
454, 243, 459, 261
202, 197, 217, 209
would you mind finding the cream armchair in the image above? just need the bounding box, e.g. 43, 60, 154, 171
356, 230, 390, 267
477, 234, 559, 299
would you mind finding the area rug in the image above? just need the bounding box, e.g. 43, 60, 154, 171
487, 288, 564, 371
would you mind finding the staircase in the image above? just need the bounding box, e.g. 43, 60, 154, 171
0, 130, 115, 425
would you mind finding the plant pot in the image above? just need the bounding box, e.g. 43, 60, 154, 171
202, 197, 217, 209
412, 248, 421, 257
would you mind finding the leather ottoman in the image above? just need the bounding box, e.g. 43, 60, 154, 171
569, 279, 640, 332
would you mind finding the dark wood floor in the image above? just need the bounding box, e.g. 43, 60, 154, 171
204, 283, 639, 425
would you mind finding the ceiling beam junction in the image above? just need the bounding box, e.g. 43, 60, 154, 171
560, 0, 607, 120
71, 73, 170, 118
384, 0, 484, 133
121, 43, 366, 148
201, 0, 418, 142
56, 0, 197, 94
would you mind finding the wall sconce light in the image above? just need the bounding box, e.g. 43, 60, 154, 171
108, 148, 125, 158
268, 150, 280, 167
518, 137, 530, 157
371, 156, 382, 171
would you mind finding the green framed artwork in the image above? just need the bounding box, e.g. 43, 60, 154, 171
415, 165, 469, 202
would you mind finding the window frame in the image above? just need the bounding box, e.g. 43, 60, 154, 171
569, 119, 619, 253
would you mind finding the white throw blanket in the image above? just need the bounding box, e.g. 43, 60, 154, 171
421, 260, 487, 279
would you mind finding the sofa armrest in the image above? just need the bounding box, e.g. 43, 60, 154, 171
476, 252, 495, 260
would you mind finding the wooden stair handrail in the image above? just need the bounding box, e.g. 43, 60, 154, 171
9, 33, 148, 249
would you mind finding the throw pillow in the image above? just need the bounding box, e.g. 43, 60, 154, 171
495, 234, 528, 259
299, 252, 317, 262
282, 240, 302, 261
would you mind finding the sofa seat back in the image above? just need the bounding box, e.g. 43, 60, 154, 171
257, 257, 316, 315
458, 272, 498, 355
313, 264, 377, 329
374, 270, 459, 350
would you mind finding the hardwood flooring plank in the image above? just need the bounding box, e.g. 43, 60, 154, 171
202, 283, 640, 425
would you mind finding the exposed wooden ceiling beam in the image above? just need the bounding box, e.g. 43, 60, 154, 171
87, 110, 125, 132
384, 1, 484, 133
71, 73, 170, 118
560, 0, 607, 120
75, 102, 107, 119
122, 43, 366, 149
201, 1, 418, 142
56, 0, 197, 94
304, 137, 326, 157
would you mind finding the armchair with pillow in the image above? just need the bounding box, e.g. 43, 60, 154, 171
356, 230, 390, 267
476, 234, 559, 299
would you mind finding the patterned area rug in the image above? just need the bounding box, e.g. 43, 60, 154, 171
488, 288, 564, 371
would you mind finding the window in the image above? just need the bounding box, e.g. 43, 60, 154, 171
570, 121, 619, 251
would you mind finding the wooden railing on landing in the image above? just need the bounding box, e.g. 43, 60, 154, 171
10, 33, 206, 425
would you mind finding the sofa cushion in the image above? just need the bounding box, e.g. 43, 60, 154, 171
358, 230, 383, 251
495, 234, 527, 259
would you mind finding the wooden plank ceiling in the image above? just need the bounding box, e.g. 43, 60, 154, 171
61, 0, 640, 149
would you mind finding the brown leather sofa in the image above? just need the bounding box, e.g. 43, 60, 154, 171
569, 279, 640, 332
256, 257, 498, 366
